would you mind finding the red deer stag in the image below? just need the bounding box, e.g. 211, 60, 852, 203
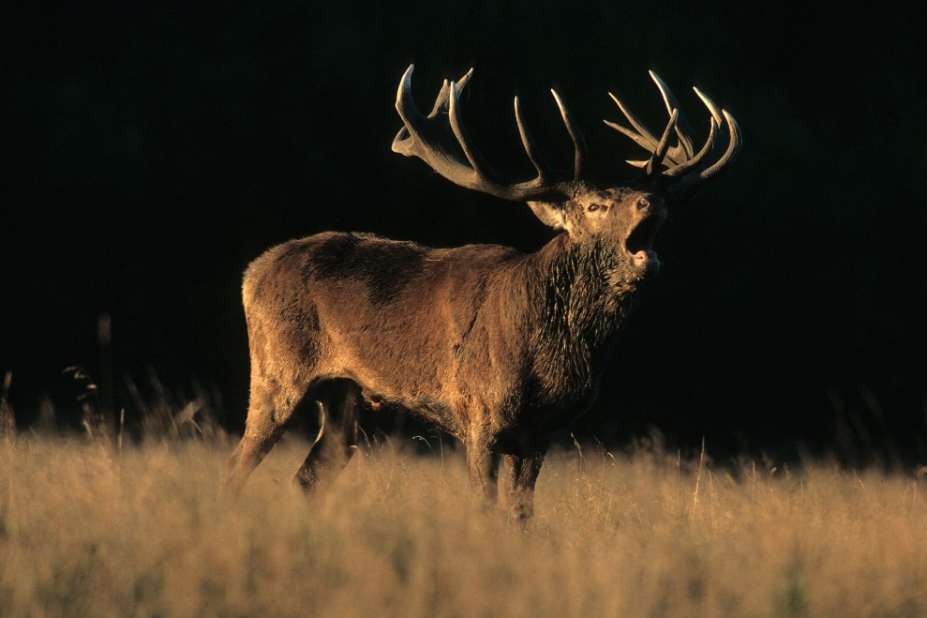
226, 65, 741, 519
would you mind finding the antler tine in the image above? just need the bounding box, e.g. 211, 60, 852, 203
645, 108, 678, 177
649, 71, 695, 158
428, 80, 451, 117
550, 90, 587, 181
695, 110, 742, 182
455, 68, 473, 94
693, 87, 724, 126
676, 87, 740, 182
514, 96, 553, 183
447, 80, 499, 181
394, 65, 426, 131
605, 92, 658, 151
603, 92, 657, 156
427, 69, 474, 118
605, 91, 689, 167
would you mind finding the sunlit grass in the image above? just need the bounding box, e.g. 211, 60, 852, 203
1, 432, 926, 617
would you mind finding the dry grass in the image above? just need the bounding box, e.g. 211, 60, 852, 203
1, 433, 926, 617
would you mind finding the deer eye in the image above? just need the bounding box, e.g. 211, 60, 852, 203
588, 203, 601, 212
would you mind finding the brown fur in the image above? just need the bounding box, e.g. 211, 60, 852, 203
226, 187, 667, 519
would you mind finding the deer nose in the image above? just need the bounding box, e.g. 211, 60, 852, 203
636, 198, 650, 210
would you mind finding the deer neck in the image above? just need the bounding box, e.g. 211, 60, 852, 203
525, 233, 642, 404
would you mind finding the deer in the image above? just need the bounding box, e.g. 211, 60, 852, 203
225, 65, 741, 519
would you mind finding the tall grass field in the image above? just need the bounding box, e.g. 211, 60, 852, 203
2, 426, 926, 617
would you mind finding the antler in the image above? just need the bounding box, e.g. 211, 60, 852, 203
605, 70, 742, 200
392, 65, 586, 202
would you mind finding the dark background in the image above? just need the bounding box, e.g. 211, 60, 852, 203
3, 2, 925, 460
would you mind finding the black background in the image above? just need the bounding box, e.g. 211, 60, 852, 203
3, 1, 925, 460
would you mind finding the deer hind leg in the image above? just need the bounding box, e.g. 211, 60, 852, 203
293, 379, 361, 492
504, 443, 548, 521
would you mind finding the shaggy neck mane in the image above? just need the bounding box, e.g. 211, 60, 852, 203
526, 233, 642, 405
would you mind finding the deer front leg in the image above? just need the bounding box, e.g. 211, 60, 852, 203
466, 423, 500, 504
505, 445, 547, 521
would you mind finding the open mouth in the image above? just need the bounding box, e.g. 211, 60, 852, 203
625, 210, 666, 270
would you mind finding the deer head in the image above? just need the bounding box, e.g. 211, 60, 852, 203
392, 65, 741, 280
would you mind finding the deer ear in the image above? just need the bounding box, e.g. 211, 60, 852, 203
527, 201, 568, 231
